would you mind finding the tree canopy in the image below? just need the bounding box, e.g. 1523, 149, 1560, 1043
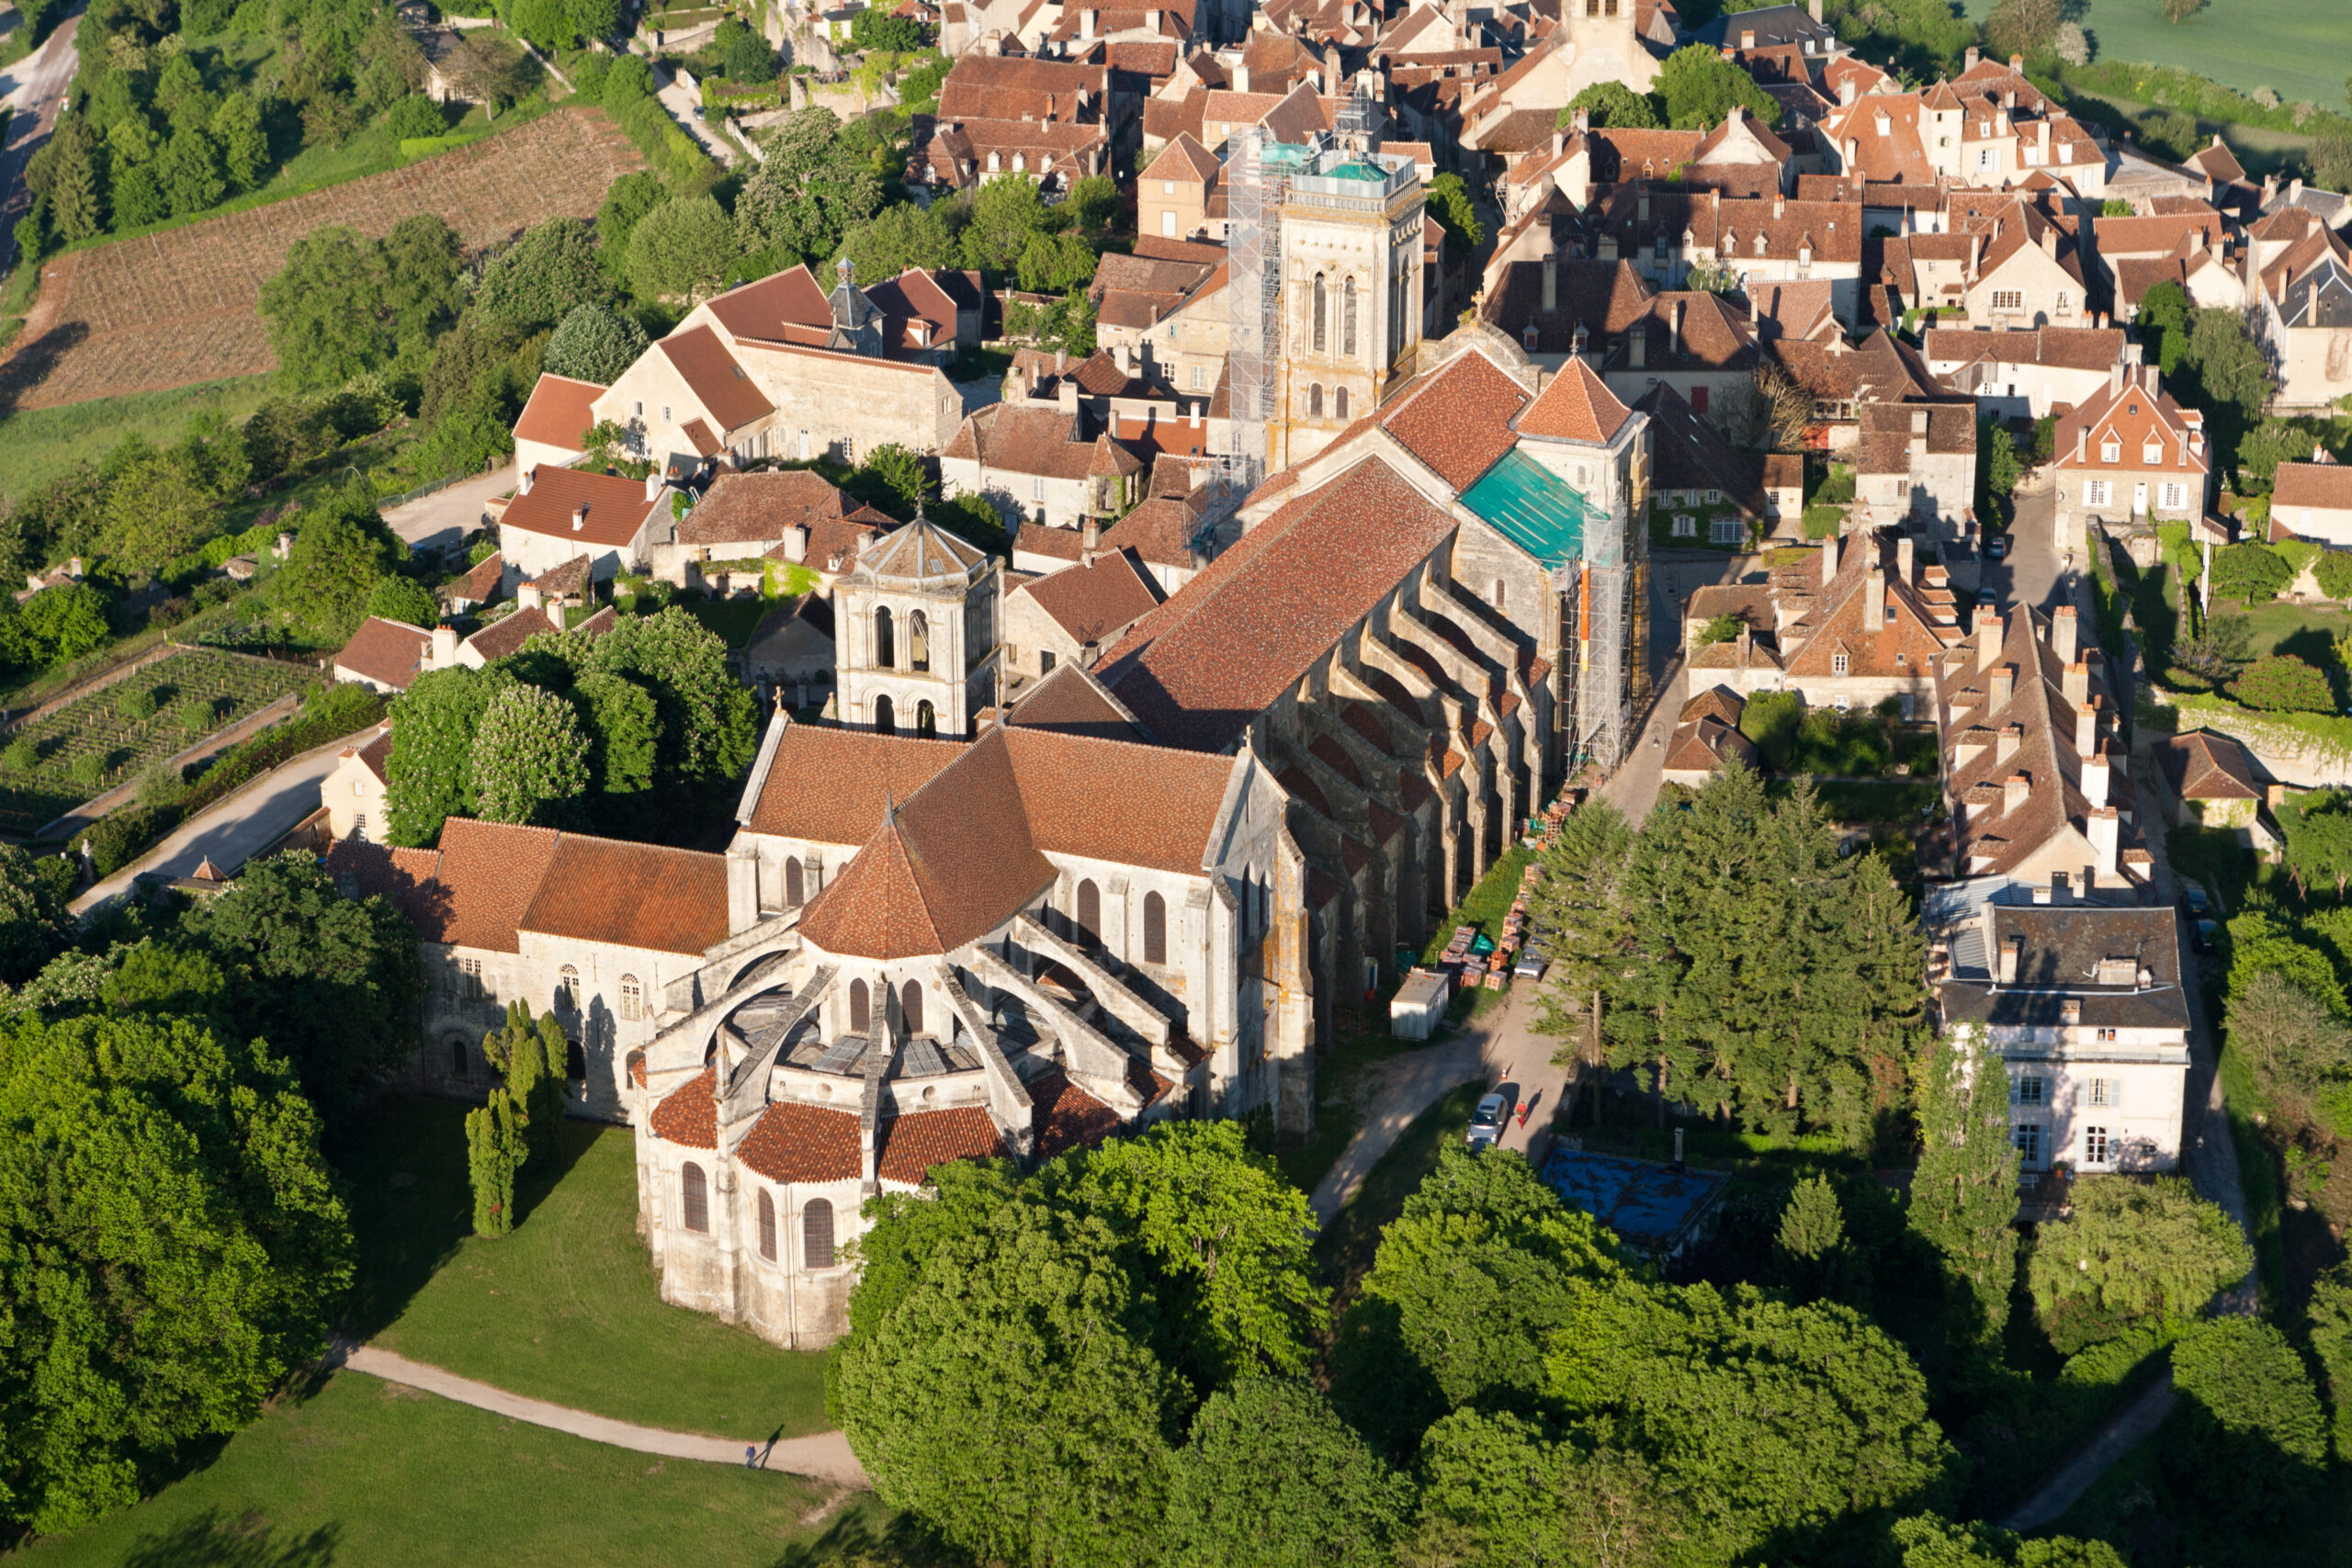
1164, 1379, 1411, 1568
1656, 44, 1778, 129
1908, 1028, 2020, 1338
475, 217, 615, 331
543, 301, 650, 386
258, 216, 464, 389
0, 1010, 352, 1531
2026, 1176, 2251, 1347
736, 108, 885, 265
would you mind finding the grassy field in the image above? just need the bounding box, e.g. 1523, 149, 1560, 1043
1959, 0, 2352, 109
341, 1096, 833, 1442
0, 649, 313, 831
1, 1368, 910, 1568
0, 377, 277, 500
1419, 845, 1534, 964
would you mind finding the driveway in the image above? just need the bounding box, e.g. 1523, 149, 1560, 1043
70, 724, 379, 913
652, 65, 740, 167
1982, 474, 2078, 619
381, 464, 514, 558
1606, 549, 1766, 825
0, 0, 84, 274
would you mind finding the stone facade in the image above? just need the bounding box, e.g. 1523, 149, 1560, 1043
833, 513, 1001, 740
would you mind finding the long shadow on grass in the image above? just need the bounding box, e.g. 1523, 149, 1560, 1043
774, 1506, 969, 1568
0, 321, 89, 422
117, 1509, 340, 1568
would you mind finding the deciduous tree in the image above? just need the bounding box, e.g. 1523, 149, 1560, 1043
2233, 651, 2331, 711
2162, 1316, 2326, 1510
466, 1087, 527, 1235
627, 194, 741, 303
1561, 80, 1662, 129
1165, 1378, 1411, 1568
736, 108, 884, 265
469, 681, 590, 827
385, 665, 493, 846
2026, 1176, 2251, 1341
1656, 43, 1777, 130
543, 301, 650, 385
1907, 1028, 2020, 1338
477, 218, 615, 330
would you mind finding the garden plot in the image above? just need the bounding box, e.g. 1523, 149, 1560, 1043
0, 648, 314, 831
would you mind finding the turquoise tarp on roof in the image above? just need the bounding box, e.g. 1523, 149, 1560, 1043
1324, 160, 1388, 184
1459, 447, 1589, 568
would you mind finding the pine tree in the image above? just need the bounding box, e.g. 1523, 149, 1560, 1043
465, 1088, 527, 1235
1908, 1027, 2020, 1338
528, 1010, 571, 1165
48, 124, 107, 242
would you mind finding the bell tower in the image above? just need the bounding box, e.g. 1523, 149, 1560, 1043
834, 507, 1000, 740
1272, 95, 1428, 469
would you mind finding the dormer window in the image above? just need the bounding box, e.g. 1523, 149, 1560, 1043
1754, 232, 1768, 254
2143, 439, 2163, 465
2100, 436, 2120, 463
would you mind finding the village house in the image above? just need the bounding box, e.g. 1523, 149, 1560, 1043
939, 400, 1148, 531
647, 468, 890, 592
496, 467, 672, 587
2246, 210, 2352, 413
1633, 381, 1768, 546
1001, 538, 1166, 690
1854, 400, 1976, 542
332, 616, 436, 694
322, 729, 391, 842
2270, 454, 2352, 546
1928, 886, 2190, 1176
1660, 684, 1758, 785
513, 374, 607, 473
2147, 729, 2264, 833
2052, 364, 2212, 536
1922, 326, 2130, 420
2089, 206, 2243, 321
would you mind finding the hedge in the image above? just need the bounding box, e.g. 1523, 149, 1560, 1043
401, 132, 489, 161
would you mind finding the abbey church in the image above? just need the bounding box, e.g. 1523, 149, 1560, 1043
331, 118, 1652, 1349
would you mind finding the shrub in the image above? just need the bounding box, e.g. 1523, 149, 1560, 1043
383, 95, 448, 141
115, 685, 157, 724
2, 736, 37, 773
2233, 654, 2335, 714
2211, 541, 2293, 604
175, 696, 219, 736
1696, 614, 1743, 647
1738, 689, 1803, 772
2314, 551, 2352, 602
69, 753, 107, 789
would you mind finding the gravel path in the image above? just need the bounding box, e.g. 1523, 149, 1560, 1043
328, 1341, 870, 1490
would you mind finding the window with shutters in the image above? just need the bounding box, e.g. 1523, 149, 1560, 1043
2086, 1077, 2114, 1107
621, 975, 642, 1021
804, 1199, 836, 1267
681, 1163, 708, 1233
757, 1190, 777, 1261
2012, 1073, 2046, 1105
1144, 891, 1167, 964
1671, 513, 1696, 536
2099, 437, 2120, 463
2013, 1123, 2041, 1165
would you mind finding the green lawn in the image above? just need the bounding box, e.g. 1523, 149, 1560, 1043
1419, 845, 1533, 964
1957, 0, 2352, 111
1314, 1079, 1490, 1300
0, 378, 277, 499
686, 594, 775, 649
2, 1367, 912, 1568
340, 1096, 832, 1442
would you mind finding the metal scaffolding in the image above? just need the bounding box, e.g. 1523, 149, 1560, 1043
1575, 508, 1634, 776
1222, 126, 1286, 502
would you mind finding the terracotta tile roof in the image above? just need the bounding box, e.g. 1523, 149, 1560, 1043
741, 725, 963, 846
655, 325, 774, 433
737, 1100, 862, 1182
352, 729, 392, 784
1857, 400, 1977, 479
503, 468, 664, 550
678, 470, 849, 547
1028, 1067, 1123, 1157
651, 1068, 718, 1148
2275, 460, 2352, 513
1515, 357, 1631, 446
767, 515, 883, 577
2154, 730, 2260, 803
1002, 661, 1145, 741
462, 605, 559, 664
335, 616, 433, 690
2052, 368, 2210, 479
1142, 131, 1219, 184
1012, 548, 1166, 646
937, 55, 1111, 123
527, 555, 594, 598
1378, 346, 1530, 489
323, 839, 440, 916
514, 374, 605, 452
702, 266, 836, 341
1665, 713, 1758, 774
1635, 381, 1763, 511
449, 550, 504, 606
1099, 493, 1201, 567
1924, 326, 2127, 375
1099, 457, 1461, 752
877, 1106, 1009, 1183
517, 833, 729, 956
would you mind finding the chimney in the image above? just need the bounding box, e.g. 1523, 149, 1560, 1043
2083, 752, 2110, 810
519, 467, 536, 495
2062, 660, 2088, 705
432, 625, 458, 668
2009, 53, 2024, 72
1974, 604, 2002, 671
645, 469, 662, 502
1998, 932, 2021, 984
1081, 6, 1098, 37
726, 843, 759, 935
1553, 130, 1565, 157
1964, 45, 1980, 71
2075, 701, 2098, 761
1145, 6, 1159, 31
785, 524, 808, 563
2087, 807, 2120, 877
1990, 667, 2015, 708
1996, 722, 2020, 763
2052, 604, 2077, 664
1773, 191, 1786, 218
1629, 329, 1645, 369
1669, 299, 1684, 359
571, 506, 588, 533
1233, 63, 1250, 93
1822, 532, 1840, 585
2004, 772, 2030, 817
2038, 118, 2051, 158
1081, 515, 1101, 567
1543, 248, 1558, 311
1740, 28, 1756, 48
1896, 534, 1915, 583
1808, 0, 1822, 19
1059, 377, 1080, 414
1864, 568, 1885, 631
2042, 223, 2057, 256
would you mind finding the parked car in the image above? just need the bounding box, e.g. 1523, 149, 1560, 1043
2178, 885, 2211, 920
1984, 534, 2009, 559
2192, 919, 2218, 954
1466, 1091, 1507, 1151
1513, 947, 1548, 981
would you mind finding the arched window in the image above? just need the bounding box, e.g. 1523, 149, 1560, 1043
916, 700, 936, 739
804, 1199, 836, 1268
1309, 382, 1324, 418
558, 964, 580, 1011
850, 978, 870, 1033
620, 975, 641, 1021
1312, 272, 1328, 353
757, 1189, 777, 1261
875, 694, 895, 735
681, 1162, 708, 1233
566, 1036, 585, 1079
1492, 579, 1507, 612
901, 978, 924, 1035
875, 605, 895, 668
1342, 276, 1358, 356
1077, 878, 1101, 941
1334, 386, 1349, 420
785, 856, 806, 907
450, 1036, 470, 1078
1144, 891, 1167, 964
909, 610, 930, 672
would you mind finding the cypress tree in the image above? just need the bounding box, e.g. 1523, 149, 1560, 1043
1909, 1027, 2020, 1338
465, 1089, 526, 1236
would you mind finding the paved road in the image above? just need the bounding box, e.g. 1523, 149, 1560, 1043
1307, 989, 1567, 1224
69, 723, 379, 913
330, 1342, 869, 1488
0, 0, 85, 274
381, 464, 515, 558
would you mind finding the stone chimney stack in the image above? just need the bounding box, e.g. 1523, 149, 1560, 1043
2083, 751, 2110, 810
432, 624, 458, 668
1990, 666, 2015, 708
1543, 248, 1557, 311
571, 506, 588, 534
2062, 660, 2089, 705
1998, 932, 2021, 984
645, 468, 662, 502
1821, 532, 1839, 585
2088, 807, 2120, 877
1081, 515, 1101, 568
2052, 604, 2078, 664
1864, 567, 1885, 631
1059, 376, 1080, 415
519, 467, 536, 495
1975, 604, 2003, 671
2004, 772, 2030, 817
1996, 722, 2020, 764
1896, 534, 1915, 583
2076, 701, 2098, 760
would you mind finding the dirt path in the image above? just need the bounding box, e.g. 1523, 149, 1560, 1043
326, 1341, 870, 1490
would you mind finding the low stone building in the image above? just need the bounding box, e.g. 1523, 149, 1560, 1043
743, 593, 838, 704
1928, 886, 2189, 1175
2269, 456, 2352, 547
323, 729, 391, 842
1855, 400, 1976, 542
2148, 730, 2262, 830
1661, 686, 1758, 784
514, 374, 607, 473
1922, 326, 2130, 421
939, 400, 1147, 532
1001, 540, 1166, 692
333, 616, 435, 694
498, 467, 672, 586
